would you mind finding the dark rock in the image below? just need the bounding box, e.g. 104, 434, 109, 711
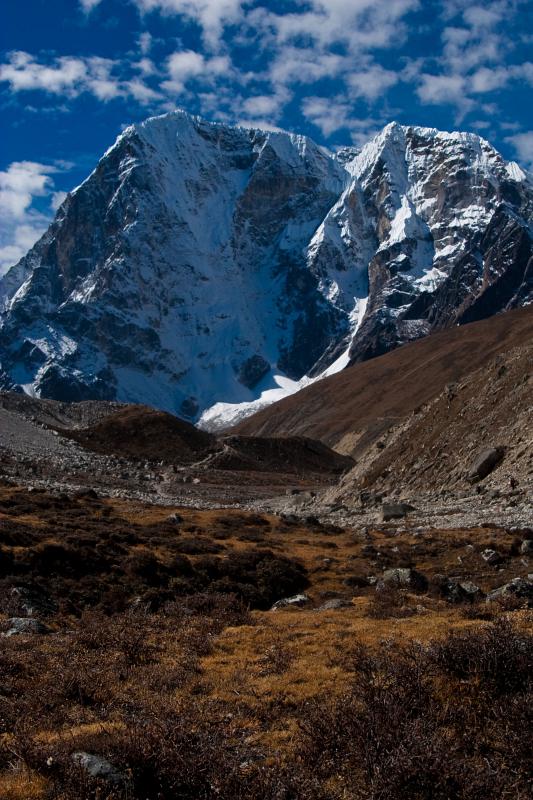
180, 397, 199, 418
238, 355, 270, 389
6, 585, 57, 617
481, 548, 503, 566
381, 567, 428, 592
343, 575, 370, 588
436, 576, 483, 603
486, 577, 533, 603
270, 594, 310, 611
382, 502, 416, 521
71, 752, 126, 786
467, 447, 505, 482
4, 617, 52, 636
316, 598, 352, 610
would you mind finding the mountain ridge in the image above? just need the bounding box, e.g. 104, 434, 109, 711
0, 110, 531, 426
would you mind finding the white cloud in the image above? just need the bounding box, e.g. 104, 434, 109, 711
0, 51, 122, 101
125, 78, 162, 103
301, 96, 382, 143
51, 191, 68, 211
241, 90, 289, 120
0, 161, 66, 274
268, 48, 346, 87
0, 51, 89, 96
162, 49, 232, 94
302, 96, 353, 137
132, 0, 246, 50
138, 31, 153, 55
253, 0, 419, 54
0, 161, 57, 219
417, 73, 469, 105
79, 0, 103, 10
347, 65, 399, 101
0, 51, 163, 106
506, 131, 533, 169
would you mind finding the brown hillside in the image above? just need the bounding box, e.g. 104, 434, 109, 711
64, 406, 216, 464
234, 306, 533, 457
326, 338, 533, 503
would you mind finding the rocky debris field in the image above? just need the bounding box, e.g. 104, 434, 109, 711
0, 394, 347, 508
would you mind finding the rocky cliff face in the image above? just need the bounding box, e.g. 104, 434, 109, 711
0, 112, 531, 426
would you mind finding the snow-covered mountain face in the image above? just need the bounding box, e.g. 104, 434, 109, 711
0, 113, 531, 428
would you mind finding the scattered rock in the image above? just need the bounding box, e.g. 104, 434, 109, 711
381, 567, 428, 592
7, 585, 57, 617
486, 577, 533, 603
481, 548, 502, 566
316, 598, 352, 611
436, 577, 483, 603
71, 752, 126, 786
270, 594, 310, 611
4, 617, 52, 636
381, 502, 416, 521
343, 575, 370, 589
238, 354, 271, 389
467, 447, 504, 483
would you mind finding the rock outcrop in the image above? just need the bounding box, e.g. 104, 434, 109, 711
0, 113, 531, 425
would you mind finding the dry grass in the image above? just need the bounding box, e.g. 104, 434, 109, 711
0, 483, 531, 799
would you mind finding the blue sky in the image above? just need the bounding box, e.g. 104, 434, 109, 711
1, 0, 532, 272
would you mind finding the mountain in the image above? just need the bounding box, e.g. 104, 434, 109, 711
233, 305, 533, 452
0, 111, 531, 426
234, 305, 533, 502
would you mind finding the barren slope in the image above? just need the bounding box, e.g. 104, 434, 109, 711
234, 306, 533, 459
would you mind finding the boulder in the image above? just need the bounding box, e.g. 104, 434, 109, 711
238, 355, 270, 389
270, 594, 310, 611
381, 568, 428, 592
382, 502, 416, 521
437, 577, 483, 603
481, 548, 502, 566
520, 540, 533, 555
467, 447, 504, 483
316, 598, 352, 611
4, 617, 52, 636
486, 577, 533, 603
167, 512, 183, 525
343, 575, 370, 589
71, 752, 126, 786
6, 585, 57, 617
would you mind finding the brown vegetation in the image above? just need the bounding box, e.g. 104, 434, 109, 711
0, 484, 531, 799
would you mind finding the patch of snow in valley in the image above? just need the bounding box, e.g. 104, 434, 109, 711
199, 297, 368, 431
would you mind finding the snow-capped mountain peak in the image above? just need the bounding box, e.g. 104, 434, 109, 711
0, 111, 531, 427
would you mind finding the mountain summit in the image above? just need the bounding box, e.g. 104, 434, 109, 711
0, 111, 531, 427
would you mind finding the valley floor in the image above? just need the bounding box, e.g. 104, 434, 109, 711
0, 483, 531, 799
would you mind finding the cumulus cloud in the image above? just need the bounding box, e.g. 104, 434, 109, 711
415, 0, 532, 118
0, 161, 65, 274
0, 51, 161, 105
347, 65, 399, 101
79, 0, 103, 10
506, 131, 533, 170
132, 0, 247, 50
162, 50, 232, 94
0, 161, 57, 219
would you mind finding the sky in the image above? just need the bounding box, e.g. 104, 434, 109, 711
1, 0, 532, 273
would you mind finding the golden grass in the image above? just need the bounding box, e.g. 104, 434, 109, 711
0, 768, 47, 800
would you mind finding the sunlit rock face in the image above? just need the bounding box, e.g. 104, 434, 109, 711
0, 112, 531, 426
